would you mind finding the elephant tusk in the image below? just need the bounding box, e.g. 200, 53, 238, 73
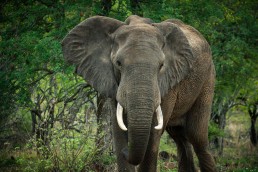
116, 103, 127, 131
155, 105, 163, 130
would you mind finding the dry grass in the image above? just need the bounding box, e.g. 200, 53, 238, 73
215, 110, 258, 172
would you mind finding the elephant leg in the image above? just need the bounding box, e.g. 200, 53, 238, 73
137, 129, 162, 172
110, 100, 136, 172
186, 110, 216, 172
185, 81, 216, 172
167, 126, 196, 172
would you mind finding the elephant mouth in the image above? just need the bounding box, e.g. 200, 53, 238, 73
116, 103, 164, 131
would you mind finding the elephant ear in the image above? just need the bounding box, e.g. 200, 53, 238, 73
62, 16, 124, 98
153, 20, 195, 96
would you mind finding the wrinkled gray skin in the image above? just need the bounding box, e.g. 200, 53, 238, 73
62, 15, 216, 172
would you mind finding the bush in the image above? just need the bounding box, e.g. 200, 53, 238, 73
208, 121, 225, 141
17, 122, 116, 171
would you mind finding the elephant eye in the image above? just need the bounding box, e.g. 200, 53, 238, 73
159, 63, 164, 71
116, 60, 122, 68
162, 43, 165, 49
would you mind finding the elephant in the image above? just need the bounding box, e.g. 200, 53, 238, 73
62, 15, 217, 172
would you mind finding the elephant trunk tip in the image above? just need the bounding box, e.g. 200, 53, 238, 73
122, 148, 143, 166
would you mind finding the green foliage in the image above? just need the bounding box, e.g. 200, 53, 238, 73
158, 133, 178, 171
0, 153, 17, 168
217, 148, 258, 172
17, 122, 115, 171
208, 122, 225, 141
159, 132, 176, 154
17, 156, 52, 172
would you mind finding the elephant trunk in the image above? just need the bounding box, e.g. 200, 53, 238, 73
116, 64, 163, 165
125, 73, 156, 165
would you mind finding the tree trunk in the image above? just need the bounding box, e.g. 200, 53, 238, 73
248, 104, 258, 146
250, 116, 257, 146
94, 94, 107, 171
213, 112, 226, 155
31, 110, 38, 134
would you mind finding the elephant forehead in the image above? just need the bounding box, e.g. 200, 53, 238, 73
118, 48, 162, 67
115, 25, 163, 42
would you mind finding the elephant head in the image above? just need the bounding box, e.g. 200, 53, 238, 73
62, 15, 194, 165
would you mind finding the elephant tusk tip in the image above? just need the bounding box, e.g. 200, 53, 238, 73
155, 105, 163, 130
120, 125, 128, 131
117, 103, 127, 131
154, 125, 163, 130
